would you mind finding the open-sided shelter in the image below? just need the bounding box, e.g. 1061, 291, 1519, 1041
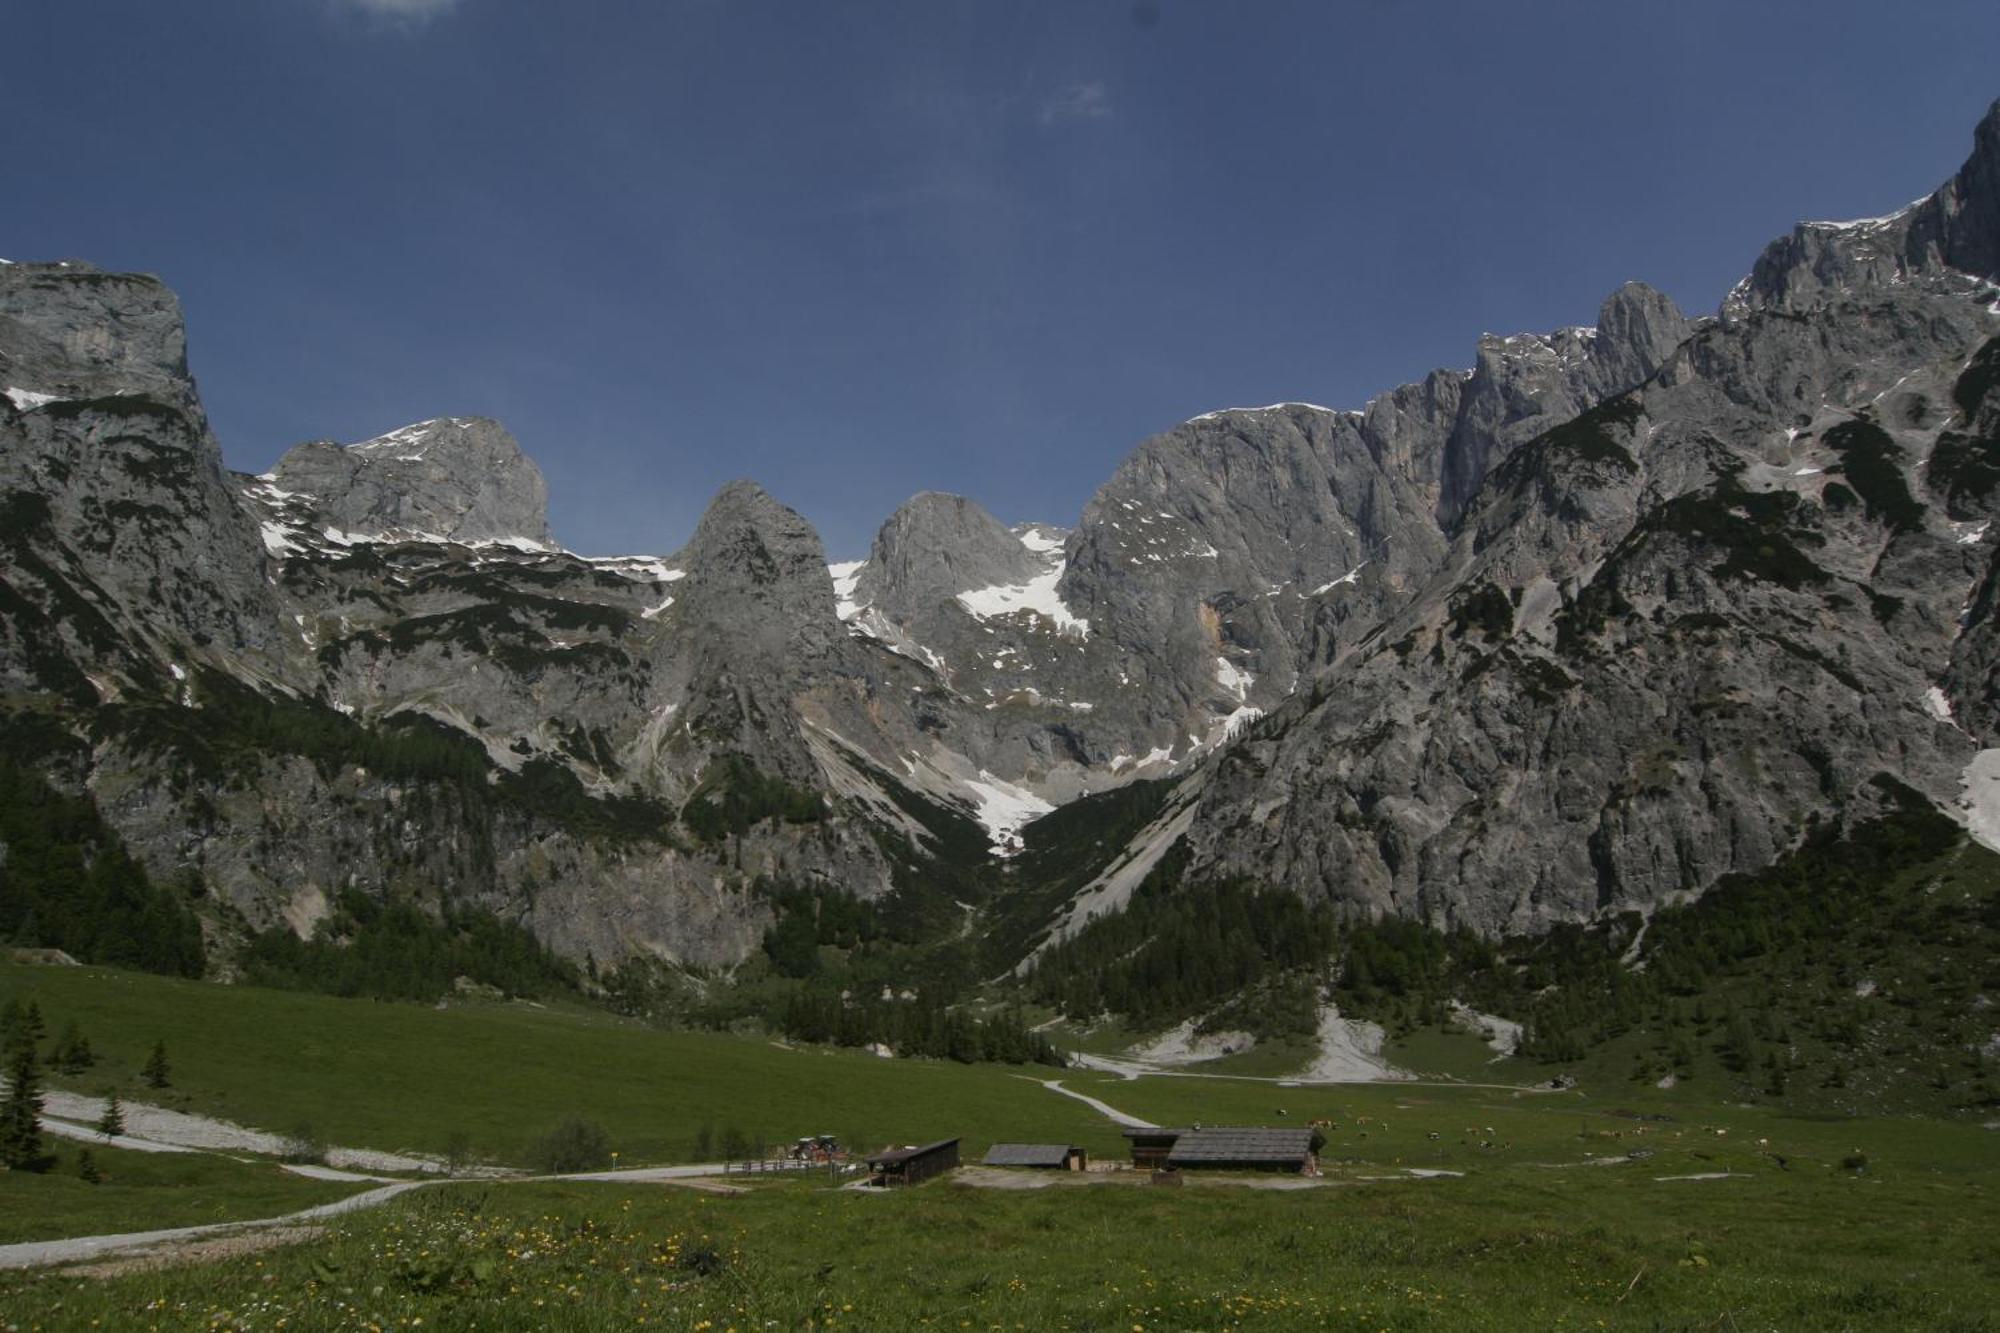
866, 1138, 961, 1187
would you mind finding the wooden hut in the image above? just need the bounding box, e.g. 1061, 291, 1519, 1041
1121, 1127, 1188, 1170
982, 1143, 1087, 1171
1166, 1127, 1317, 1173
866, 1138, 961, 1187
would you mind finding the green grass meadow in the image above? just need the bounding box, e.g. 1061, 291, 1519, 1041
2, 961, 1997, 1329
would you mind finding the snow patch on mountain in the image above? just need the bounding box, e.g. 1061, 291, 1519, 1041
957, 566, 1089, 637
1311, 562, 1367, 595
4, 387, 59, 412
828, 560, 867, 620
961, 771, 1056, 856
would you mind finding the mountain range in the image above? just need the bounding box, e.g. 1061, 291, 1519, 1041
3, 99, 1998, 987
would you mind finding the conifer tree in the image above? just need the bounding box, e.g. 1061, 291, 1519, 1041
97, 1090, 125, 1141
141, 1040, 171, 1089
77, 1148, 101, 1184
54, 1022, 95, 1073
0, 1040, 51, 1172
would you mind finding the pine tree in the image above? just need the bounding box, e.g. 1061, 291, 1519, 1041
54, 1022, 94, 1073
97, 1090, 125, 1140
1, 999, 46, 1059
76, 1148, 101, 1184
1, 1041, 51, 1172
141, 1040, 170, 1089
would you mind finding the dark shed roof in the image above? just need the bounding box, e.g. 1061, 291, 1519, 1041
867, 1138, 960, 1168
982, 1143, 1080, 1167
1167, 1127, 1315, 1165
1120, 1127, 1189, 1139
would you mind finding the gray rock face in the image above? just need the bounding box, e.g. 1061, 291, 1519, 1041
1440, 282, 1694, 521
0, 264, 289, 703
1729, 98, 2000, 315
653, 480, 847, 784
852, 492, 1044, 631
1180, 285, 1996, 933
269, 417, 554, 546
0, 262, 193, 404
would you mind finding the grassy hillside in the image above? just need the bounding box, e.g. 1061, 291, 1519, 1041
0, 962, 1116, 1169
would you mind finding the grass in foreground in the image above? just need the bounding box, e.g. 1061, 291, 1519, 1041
2, 1150, 1995, 1331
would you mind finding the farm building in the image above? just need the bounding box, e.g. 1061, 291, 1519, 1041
866, 1138, 961, 1187
1121, 1127, 1190, 1170
1167, 1127, 1319, 1172
982, 1143, 1087, 1170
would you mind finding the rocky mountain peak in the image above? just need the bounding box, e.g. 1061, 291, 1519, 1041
852, 490, 1046, 625
267, 415, 554, 547
679, 480, 839, 629
1729, 97, 2000, 315
0, 261, 193, 404
1591, 282, 1693, 381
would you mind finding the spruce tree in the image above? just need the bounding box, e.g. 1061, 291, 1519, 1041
97, 1090, 125, 1140
1, 1041, 51, 1172
76, 1148, 101, 1184
54, 1022, 94, 1073
1, 1000, 46, 1058
141, 1040, 170, 1089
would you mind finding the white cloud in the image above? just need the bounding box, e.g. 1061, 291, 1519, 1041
1038, 82, 1112, 126
335, 0, 461, 26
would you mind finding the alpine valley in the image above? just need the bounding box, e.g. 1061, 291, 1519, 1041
5, 101, 2000, 1104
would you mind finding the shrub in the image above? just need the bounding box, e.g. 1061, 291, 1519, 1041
531, 1116, 612, 1174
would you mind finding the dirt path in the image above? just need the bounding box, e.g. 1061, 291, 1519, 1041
36, 1089, 452, 1174
1021, 1076, 1157, 1128
0, 1161, 743, 1274
0, 1180, 438, 1272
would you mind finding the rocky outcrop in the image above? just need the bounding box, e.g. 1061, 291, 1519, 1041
852, 492, 1045, 631
268, 416, 554, 546
1728, 98, 2000, 315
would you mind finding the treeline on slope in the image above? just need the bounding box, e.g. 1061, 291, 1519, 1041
0, 726, 204, 978
601, 877, 1061, 1067
977, 777, 1176, 977
1482, 778, 1998, 1113
741, 878, 1062, 1065
240, 890, 580, 1003
1027, 848, 1341, 1034
1022, 776, 1996, 1113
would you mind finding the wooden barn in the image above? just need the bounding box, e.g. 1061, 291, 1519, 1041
1166, 1127, 1318, 1173
982, 1143, 1087, 1171
866, 1138, 961, 1187
1121, 1127, 1189, 1170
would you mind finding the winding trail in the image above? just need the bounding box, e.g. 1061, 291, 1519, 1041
1020, 1076, 1157, 1128
0, 1162, 739, 1273
0, 1181, 439, 1272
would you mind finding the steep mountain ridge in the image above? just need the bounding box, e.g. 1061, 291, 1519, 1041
3, 101, 1998, 978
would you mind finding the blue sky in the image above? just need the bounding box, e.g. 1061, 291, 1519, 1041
6, 1, 1997, 558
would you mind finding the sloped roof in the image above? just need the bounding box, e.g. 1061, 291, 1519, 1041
982, 1143, 1081, 1167
1166, 1127, 1315, 1164
867, 1138, 960, 1168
